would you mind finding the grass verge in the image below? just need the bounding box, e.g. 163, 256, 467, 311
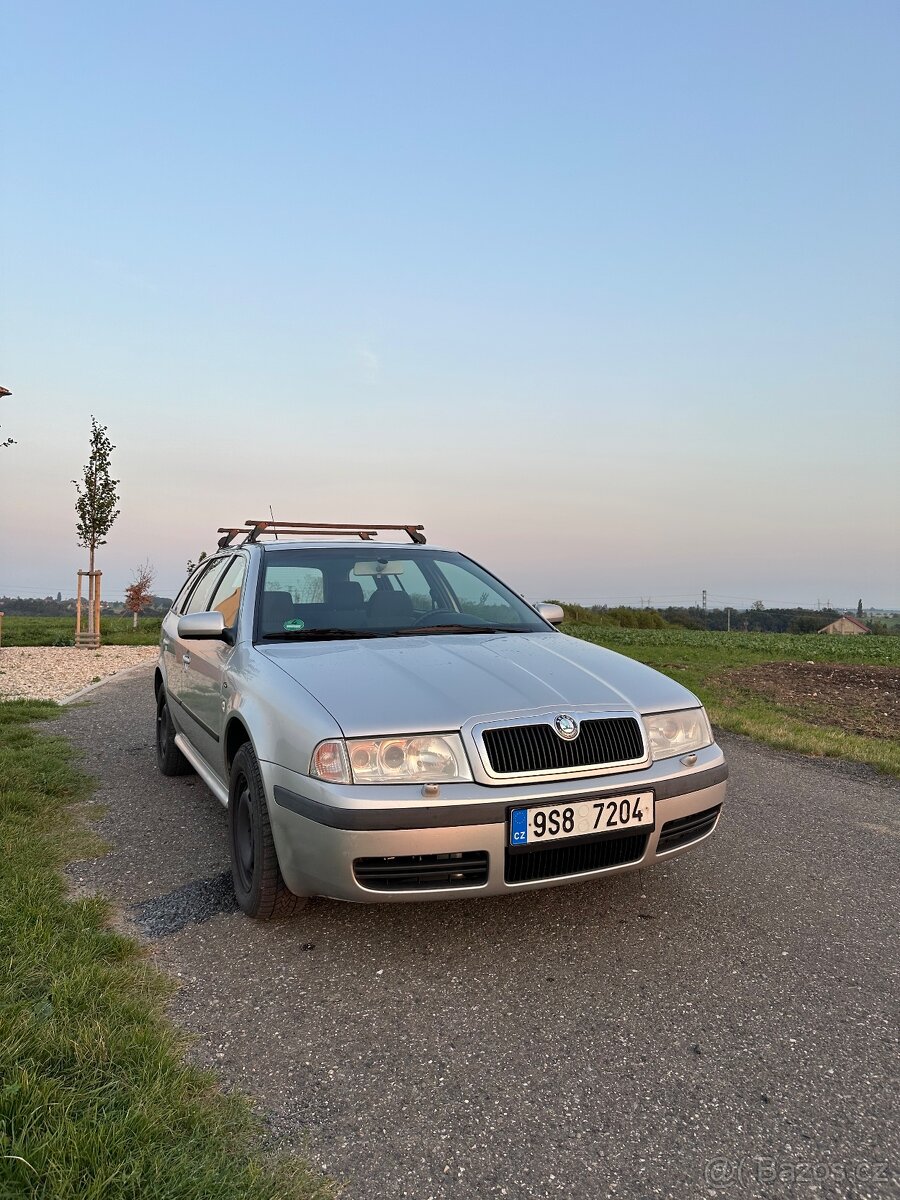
0, 700, 330, 1200
0, 616, 161, 647
565, 626, 900, 778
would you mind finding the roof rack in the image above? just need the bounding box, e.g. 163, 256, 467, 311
216, 521, 426, 549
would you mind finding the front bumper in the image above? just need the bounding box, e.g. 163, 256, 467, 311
261, 743, 727, 902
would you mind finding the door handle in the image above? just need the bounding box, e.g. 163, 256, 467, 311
182, 653, 191, 667
163, 638, 170, 650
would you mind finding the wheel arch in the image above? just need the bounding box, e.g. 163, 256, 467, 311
224, 714, 256, 775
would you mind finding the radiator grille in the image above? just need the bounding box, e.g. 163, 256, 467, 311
482, 716, 644, 775
505, 830, 648, 884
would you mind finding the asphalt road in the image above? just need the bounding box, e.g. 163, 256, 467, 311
59, 667, 898, 1200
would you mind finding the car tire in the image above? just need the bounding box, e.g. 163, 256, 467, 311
156, 689, 193, 776
228, 743, 306, 919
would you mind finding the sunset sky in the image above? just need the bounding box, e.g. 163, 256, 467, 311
2, 1, 898, 609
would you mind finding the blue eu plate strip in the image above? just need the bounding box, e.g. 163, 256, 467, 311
510, 808, 528, 846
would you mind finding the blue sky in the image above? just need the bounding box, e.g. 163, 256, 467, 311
1, 1, 898, 608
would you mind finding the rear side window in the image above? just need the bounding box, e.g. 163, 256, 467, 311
264, 564, 324, 603
172, 562, 210, 614
208, 556, 246, 626
184, 558, 232, 615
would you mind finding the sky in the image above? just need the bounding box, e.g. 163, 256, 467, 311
1, 0, 898, 610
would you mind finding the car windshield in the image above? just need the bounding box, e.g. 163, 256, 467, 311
256, 547, 549, 641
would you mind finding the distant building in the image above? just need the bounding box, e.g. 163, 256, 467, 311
818, 615, 870, 636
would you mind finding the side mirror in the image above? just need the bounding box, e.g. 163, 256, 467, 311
177, 611, 227, 640
535, 603, 565, 626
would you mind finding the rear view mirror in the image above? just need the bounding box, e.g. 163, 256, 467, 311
177, 611, 227, 639
535, 603, 565, 626
353, 561, 406, 577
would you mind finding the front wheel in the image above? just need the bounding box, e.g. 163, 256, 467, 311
228, 744, 305, 919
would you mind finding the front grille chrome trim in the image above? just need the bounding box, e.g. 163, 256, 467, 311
470, 708, 649, 784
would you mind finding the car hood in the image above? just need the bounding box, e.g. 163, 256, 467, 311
257, 632, 697, 737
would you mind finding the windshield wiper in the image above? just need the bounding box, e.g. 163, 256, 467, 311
261, 624, 529, 642
392, 624, 522, 636
261, 629, 379, 641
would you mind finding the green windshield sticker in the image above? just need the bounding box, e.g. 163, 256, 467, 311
283, 618, 305, 631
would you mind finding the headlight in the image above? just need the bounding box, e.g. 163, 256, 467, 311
311, 734, 471, 784
644, 707, 712, 759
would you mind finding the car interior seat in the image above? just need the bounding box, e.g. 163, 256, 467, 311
327, 580, 367, 628
366, 588, 415, 627
260, 590, 295, 633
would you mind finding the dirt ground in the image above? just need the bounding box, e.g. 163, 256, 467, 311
719, 661, 900, 740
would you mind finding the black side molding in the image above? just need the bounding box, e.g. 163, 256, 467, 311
168, 690, 221, 743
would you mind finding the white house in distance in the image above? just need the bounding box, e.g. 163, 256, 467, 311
818, 615, 870, 636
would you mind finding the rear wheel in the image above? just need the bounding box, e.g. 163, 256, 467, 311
156, 689, 192, 776
228, 743, 305, 919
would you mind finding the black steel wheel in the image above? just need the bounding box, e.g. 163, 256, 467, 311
155, 688, 192, 776
228, 743, 305, 918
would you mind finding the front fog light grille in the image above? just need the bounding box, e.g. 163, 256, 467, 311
353, 851, 489, 891
657, 805, 721, 853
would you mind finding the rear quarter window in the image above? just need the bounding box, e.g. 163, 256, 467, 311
264, 565, 324, 603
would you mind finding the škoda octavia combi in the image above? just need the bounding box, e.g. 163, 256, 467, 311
155, 520, 727, 917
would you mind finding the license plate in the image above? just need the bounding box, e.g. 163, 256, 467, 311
509, 791, 654, 847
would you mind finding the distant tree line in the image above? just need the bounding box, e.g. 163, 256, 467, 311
0, 594, 173, 617
657, 605, 841, 633
556, 603, 668, 629
559, 603, 898, 635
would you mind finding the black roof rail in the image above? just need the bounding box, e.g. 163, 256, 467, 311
216, 521, 426, 549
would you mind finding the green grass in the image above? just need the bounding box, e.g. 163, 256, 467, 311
0, 700, 331, 1200
564, 625, 900, 777
0, 616, 161, 647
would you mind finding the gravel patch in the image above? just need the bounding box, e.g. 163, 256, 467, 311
0, 645, 157, 701
130, 872, 239, 937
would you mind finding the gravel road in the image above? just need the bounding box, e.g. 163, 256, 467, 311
59, 667, 898, 1200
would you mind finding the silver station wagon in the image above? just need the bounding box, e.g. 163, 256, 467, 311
155, 521, 727, 918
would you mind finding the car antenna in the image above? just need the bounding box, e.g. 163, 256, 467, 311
269, 504, 278, 540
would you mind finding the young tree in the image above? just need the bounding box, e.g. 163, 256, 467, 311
124, 560, 156, 629
73, 416, 120, 634
857, 598, 864, 619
